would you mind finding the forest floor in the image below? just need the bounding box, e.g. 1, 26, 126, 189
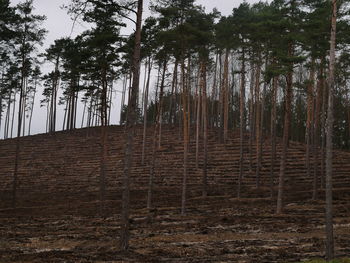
1, 190, 350, 263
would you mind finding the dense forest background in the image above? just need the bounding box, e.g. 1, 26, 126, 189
0, 0, 349, 149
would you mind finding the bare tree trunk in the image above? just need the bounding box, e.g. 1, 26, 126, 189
120, 0, 143, 251
10, 91, 16, 138
325, 0, 337, 259
28, 79, 37, 135
306, 60, 315, 185
313, 61, 323, 199
276, 44, 293, 214
147, 69, 163, 211
201, 61, 208, 197
22, 78, 27, 136
5, 93, 11, 139
249, 62, 255, 173
4, 94, 11, 139
108, 82, 113, 125
259, 73, 267, 189
181, 57, 189, 215
223, 49, 229, 144
210, 52, 218, 128
255, 59, 262, 188
270, 75, 278, 198
218, 53, 223, 140
169, 59, 178, 125
141, 57, 152, 165
81, 100, 87, 128
120, 74, 127, 125
63, 100, 67, 130
158, 60, 167, 148
238, 48, 246, 198
321, 63, 327, 190
12, 66, 26, 208
195, 68, 201, 168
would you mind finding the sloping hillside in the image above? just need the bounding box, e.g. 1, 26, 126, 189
0, 125, 350, 262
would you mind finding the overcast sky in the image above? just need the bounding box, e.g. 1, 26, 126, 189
9, 0, 267, 50
5, 0, 267, 137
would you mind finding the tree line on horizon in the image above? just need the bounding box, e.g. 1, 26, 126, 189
0, 0, 347, 259
0, 0, 349, 147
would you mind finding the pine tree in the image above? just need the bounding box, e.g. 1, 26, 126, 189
325, 0, 337, 259
12, 0, 46, 208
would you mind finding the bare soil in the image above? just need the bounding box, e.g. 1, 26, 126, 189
1, 189, 349, 263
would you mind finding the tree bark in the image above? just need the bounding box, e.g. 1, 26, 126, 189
223, 49, 229, 144
210, 52, 218, 128
255, 58, 262, 188
201, 61, 208, 197
158, 60, 167, 148
195, 67, 201, 168
141, 57, 152, 165
120, 0, 143, 251
276, 43, 294, 214
325, 0, 337, 259
270, 75, 278, 198
249, 61, 255, 173
181, 56, 189, 215
237, 48, 246, 198
306, 60, 315, 186
169, 59, 178, 125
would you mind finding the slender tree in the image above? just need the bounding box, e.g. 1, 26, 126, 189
120, 0, 143, 250
325, 0, 337, 259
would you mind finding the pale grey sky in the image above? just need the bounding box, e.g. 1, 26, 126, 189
6, 0, 266, 137
10, 0, 267, 55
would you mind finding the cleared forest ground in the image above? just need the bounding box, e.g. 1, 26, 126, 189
1, 193, 350, 262
0, 125, 350, 262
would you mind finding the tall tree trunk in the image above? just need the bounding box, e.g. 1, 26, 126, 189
63, 100, 67, 130
276, 44, 294, 214
306, 60, 315, 185
21, 78, 27, 136
201, 61, 208, 197
223, 49, 229, 144
120, 0, 143, 251
255, 59, 262, 188
12, 63, 26, 208
147, 65, 164, 211
169, 59, 178, 125
158, 60, 167, 148
141, 57, 152, 165
101, 66, 108, 127
5, 92, 11, 139
313, 61, 323, 198
321, 62, 327, 190
28, 79, 37, 136
195, 68, 201, 168
181, 57, 189, 215
325, 0, 337, 259
249, 62, 255, 173
259, 74, 267, 189
120, 74, 127, 125
237, 48, 246, 198
10, 91, 16, 138
210, 52, 218, 128
270, 75, 278, 198
218, 53, 223, 140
